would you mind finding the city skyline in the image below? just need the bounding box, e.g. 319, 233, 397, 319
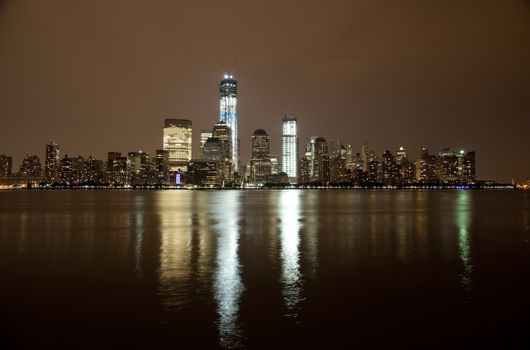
1, 1, 529, 182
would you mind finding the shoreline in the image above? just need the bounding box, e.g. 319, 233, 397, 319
0, 184, 517, 191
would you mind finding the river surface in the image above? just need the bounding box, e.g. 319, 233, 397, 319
1, 190, 529, 348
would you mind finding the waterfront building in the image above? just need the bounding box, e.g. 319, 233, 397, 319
346, 144, 355, 171
382, 150, 400, 185
299, 157, 310, 184
0, 154, 12, 179
83, 156, 104, 184
59, 155, 75, 184
106, 152, 129, 185
218, 74, 239, 173
415, 148, 438, 183
128, 151, 151, 185
461, 151, 476, 183
395, 146, 407, 163
199, 129, 212, 158
306, 136, 329, 184
361, 142, 369, 172
270, 155, 279, 175
155, 150, 169, 184
250, 129, 271, 184
45, 142, 60, 182
281, 115, 299, 184
329, 143, 349, 184
367, 157, 381, 183
19, 155, 42, 177
187, 159, 223, 187
163, 119, 192, 173
203, 138, 225, 162
212, 121, 232, 164
438, 148, 459, 183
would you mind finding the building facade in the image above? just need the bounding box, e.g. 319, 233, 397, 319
163, 119, 192, 173
250, 129, 271, 184
0, 154, 12, 179
282, 115, 299, 184
219, 75, 239, 173
45, 142, 60, 183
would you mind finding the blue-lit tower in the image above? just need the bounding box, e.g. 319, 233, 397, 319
219, 74, 239, 174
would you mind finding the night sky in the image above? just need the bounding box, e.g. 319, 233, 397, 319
1, 0, 529, 182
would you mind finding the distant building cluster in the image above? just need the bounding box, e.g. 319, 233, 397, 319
0, 75, 478, 188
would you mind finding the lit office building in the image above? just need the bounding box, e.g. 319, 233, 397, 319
382, 150, 400, 185
203, 138, 225, 162
218, 74, 239, 173
306, 136, 329, 184
128, 151, 151, 185
59, 155, 76, 184
187, 159, 223, 187
395, 147, 407, 163
155, 150, 169, 184
200, 129, 212, 158
270, 155, 279, 175
281, 115, 299, 183
438, 148, 460, 183
163, 119, 192, 173
0, 154, 12, 179
329, 144, 349, 184
19, 155, 42, 177
212, 121, 233, 180
45, 142, 60, 182
250, 129, 271, 184
106, 152, 129, 185
415, 148, 438, 183
83, 156, 104, 184
457, 150, 476, 183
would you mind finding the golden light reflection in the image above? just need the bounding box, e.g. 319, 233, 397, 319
157, 192, 193, 312
456, 190, 473, 299
279, 190, 303, 318
212, 191, 243, 348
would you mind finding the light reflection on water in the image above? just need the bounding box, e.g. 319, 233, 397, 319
279, 190, 303, 318
157, 192, 193, 312
212, 191, 244, 349
456, 190, 473, 299
134, 195, 144, 278
3, 190, 529, 347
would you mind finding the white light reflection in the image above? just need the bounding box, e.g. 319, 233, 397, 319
133, 195, 144, 278
279, 190, 303, 317
213, 191, 244, 348
456, 190, 473, 300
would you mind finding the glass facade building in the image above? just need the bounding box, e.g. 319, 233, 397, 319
282, 116, 299, 184
218, 75, 238, 173
163, 119, 192, 172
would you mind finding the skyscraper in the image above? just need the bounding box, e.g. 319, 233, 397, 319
199, 129, 212, 158
250, 129, 271, 184
218, 74, 238, 173
155, 150, 169, 184
163, 119, 192, 173
281, 115, 299, 184
19, 155, 42, 177
45, 141, 60, 182
306, 136, 329, 184
0, 154, 13, 179
212, 121, 232, 163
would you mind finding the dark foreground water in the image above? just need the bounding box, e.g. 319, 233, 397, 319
0, 190, 529, 348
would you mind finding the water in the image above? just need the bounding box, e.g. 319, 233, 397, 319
1, 190, 529, 348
